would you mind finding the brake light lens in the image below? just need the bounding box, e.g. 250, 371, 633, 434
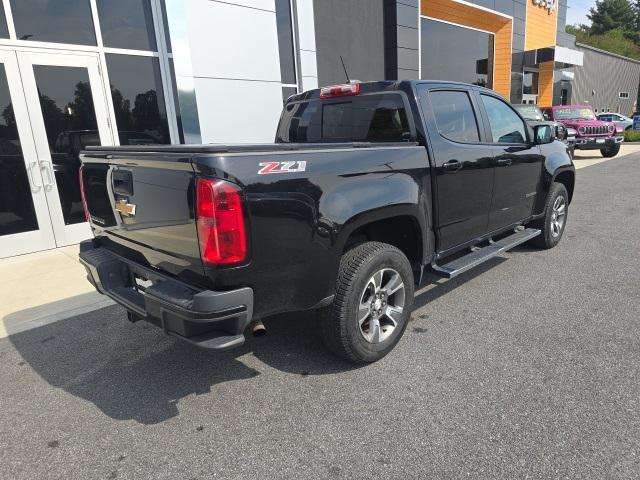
320, 83, 360, 99
196, 178, 247, 265
78, 166, 90, 223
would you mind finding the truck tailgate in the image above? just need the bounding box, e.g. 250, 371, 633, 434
79, 150, 205, 285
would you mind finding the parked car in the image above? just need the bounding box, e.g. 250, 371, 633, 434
596, 113, 634, 133
513, 104, 575, 158
79, 80, 574, 364
542, 105, 622, 158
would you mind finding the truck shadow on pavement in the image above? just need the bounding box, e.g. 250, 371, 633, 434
6, 257, 505, 425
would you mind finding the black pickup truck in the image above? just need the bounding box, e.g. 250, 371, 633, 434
79, 80, 575, 364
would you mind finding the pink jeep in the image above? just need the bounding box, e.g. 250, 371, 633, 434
541, 105, 623, 158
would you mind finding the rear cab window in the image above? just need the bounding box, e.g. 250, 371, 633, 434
276, 93, 411, 143
429, 90, 480, 143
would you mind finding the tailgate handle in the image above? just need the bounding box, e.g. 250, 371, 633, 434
113, 169, 134, 195
443, 159, 462, 172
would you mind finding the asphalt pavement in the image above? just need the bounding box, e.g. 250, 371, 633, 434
1, 152, 639, 479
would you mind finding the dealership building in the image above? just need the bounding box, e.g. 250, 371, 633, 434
0, 0, 635, 259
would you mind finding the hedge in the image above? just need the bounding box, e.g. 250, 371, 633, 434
624, 130, 640, 142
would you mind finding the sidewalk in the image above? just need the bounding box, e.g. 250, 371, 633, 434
573, 143, 640, 169
0, 245, 113, 338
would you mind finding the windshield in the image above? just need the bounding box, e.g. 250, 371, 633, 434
513, 105, 543, 121
554, 107, 596, 120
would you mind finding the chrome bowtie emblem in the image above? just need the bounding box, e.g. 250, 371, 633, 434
115, 199, 136, 216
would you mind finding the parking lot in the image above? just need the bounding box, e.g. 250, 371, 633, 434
1, 151, 639, 479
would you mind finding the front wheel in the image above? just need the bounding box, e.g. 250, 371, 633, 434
529, 182, 568, 249
319, 242, 414, 364
600, 144, 620, 158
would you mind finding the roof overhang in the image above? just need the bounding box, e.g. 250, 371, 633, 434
523, 46, 584, 67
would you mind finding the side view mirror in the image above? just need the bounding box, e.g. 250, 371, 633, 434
534, 124, 554, 145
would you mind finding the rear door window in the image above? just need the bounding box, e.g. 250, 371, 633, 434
277, 93, 410, 143
429, 90, 480, 143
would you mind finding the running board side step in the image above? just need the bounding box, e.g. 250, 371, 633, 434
431, 228, 541, 279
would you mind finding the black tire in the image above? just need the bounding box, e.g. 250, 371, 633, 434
529, 182, 569, 249
319, 242, 414, 364
600, 144, 620, 158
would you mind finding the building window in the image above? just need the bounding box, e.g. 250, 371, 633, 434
421, 18, 494, 88
0, 65, 39, 236
523, 70, 539, 95
105, 54, 171, 145
96, 0, 157, 51
619, 92, 630, 99
10, 0, 97, 45
275, 0, 298, 100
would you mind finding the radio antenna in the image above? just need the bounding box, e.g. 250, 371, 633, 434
340, 55, 350, 83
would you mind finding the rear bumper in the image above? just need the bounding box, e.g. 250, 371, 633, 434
79, 241, 253, 351
575, 135, 623, 150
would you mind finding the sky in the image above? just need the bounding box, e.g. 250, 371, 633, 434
566, 0, 597, 27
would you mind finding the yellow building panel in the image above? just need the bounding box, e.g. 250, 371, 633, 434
538, 61, 554, 106
525, 1, 558, 50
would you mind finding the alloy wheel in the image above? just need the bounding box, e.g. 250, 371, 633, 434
550, 195, 566, 237
357, 268, 406, 344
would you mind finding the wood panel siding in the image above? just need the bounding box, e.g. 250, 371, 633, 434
525, 1, 557, 51
421, 0, 512, 99
537, 61, 554, 106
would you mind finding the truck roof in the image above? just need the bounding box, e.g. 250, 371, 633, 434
287, 79, 494, 103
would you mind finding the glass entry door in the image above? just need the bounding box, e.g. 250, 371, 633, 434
18, 51, 113, 248
0, 49, 56, 258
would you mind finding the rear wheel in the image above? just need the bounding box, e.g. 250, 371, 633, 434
319, 242, 414, 364
600, 144, 620, 158
529, 182, 568, 249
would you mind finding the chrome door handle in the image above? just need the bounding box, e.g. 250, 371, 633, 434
40, 161, 55, 191
26, 161, 42, 193
496, 158, 513, 167
443, 159, 462, 172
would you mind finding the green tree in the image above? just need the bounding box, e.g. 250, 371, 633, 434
567, 27, 640, 60
588, 0, 636, 35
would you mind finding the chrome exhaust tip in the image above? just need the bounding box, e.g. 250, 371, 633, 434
249, 319, 266, 337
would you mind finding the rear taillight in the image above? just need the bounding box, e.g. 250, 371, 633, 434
196, 178, 247, 265
78, 166, 90, 222
320, 83, 360, 99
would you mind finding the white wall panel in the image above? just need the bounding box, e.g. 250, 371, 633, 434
185, 0, 281, 82
296, 0, 316, 51
207, 0, 275, 10
295, 0, 318, 91
299, 49, 317, 78
194, 78, 283, 144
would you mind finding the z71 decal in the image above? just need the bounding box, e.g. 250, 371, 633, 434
258, 161, 307, 175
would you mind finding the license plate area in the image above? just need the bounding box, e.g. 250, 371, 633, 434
134, 274, 153, 292
596, 138, 605, 144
